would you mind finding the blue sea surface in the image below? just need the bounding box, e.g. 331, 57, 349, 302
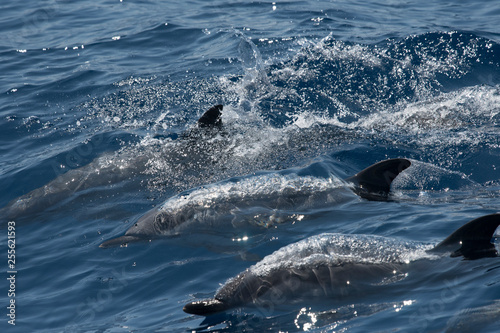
1, 0, 500, 332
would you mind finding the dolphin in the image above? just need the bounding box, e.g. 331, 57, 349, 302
183, 213, 500, 316
1, 105, 223, 221
99, 158, 411, 247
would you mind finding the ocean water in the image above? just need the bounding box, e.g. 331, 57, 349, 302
1, 0, 500, 332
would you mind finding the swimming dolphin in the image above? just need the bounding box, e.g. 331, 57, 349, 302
1, 105, 223, 221
99, 158, 411, 247
183, 213, 500, 316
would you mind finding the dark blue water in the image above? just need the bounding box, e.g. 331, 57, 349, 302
1, 1, 500, 332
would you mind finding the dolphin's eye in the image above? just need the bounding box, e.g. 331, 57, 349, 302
155, 213, 164, 224
154, 212, 174, 228
135, 223, 138, 227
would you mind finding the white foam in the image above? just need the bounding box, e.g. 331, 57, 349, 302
351, 85, 500, 138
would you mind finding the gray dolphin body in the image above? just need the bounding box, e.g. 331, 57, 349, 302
99, 158, 411, 247
183, 213, 500, 315
1, 105, 224, 221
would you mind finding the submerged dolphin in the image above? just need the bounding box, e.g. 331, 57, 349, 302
1, 105, 223, 221
183, 213, 500, 315
100, 158, 411, 247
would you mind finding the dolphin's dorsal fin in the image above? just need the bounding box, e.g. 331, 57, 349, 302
432, 213, 500, 259
198, 105, 223, 128
345, 158, 411, 201
183, 298, 228, 316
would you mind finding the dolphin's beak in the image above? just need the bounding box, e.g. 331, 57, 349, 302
99, 235, 145, 248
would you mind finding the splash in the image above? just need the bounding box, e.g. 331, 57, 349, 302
351, 85, 500, 145
55, 31, 500, 197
